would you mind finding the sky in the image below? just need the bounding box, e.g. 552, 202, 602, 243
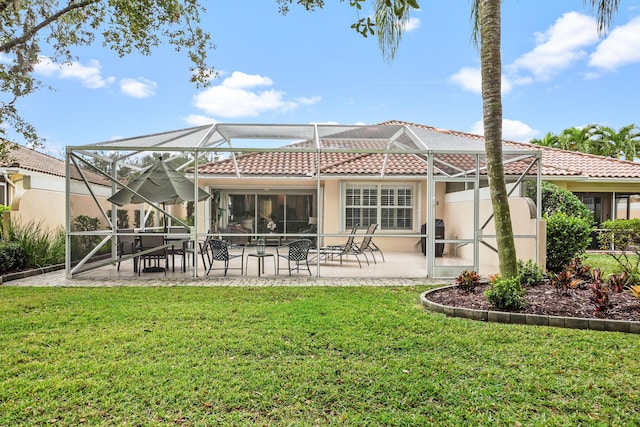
8, 1, 640, 158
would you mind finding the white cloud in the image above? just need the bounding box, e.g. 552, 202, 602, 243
589, 16, 640, 72
403, 17, 420, 32
510, 12, 599, 81
449, 67, 482, 93
192, 71, 321, 118
34, 57, 115, 88
449, 67, 513, 94
184, 114, 216, 126
119, 77, 157, 98
471, 119, 539, 142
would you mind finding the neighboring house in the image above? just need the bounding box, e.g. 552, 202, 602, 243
0, 144, 111, 232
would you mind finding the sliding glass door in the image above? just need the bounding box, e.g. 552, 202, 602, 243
216, 191, 316, 237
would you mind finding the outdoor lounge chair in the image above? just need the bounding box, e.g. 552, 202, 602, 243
318, 224, 367, 268
207, 238, 245, 276
276, 239, 313, 276
356, 223, 384, 263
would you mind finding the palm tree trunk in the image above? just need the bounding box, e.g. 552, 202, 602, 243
480, 0, 518, 278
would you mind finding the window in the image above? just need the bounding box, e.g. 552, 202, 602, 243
344, 184, 414, 230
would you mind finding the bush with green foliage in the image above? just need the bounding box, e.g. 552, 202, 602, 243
526, 181, 593, 223
0, 242, 26, 272
517, 259, 544, 287
484, 276, 527, 310
6, 221, 65, 269
527, 181, 594, 272
117, 209, 130, 229
545, 212, 593, 272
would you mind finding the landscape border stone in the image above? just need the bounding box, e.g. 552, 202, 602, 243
420, 285, 640, 334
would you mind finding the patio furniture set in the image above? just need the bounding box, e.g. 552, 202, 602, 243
116, 224, 384, 277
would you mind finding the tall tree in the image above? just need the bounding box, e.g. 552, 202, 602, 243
0, 0, 214, 158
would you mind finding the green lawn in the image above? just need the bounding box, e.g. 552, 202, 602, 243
1, 285, 638, 426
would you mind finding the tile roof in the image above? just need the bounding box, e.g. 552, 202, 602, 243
196, 121, 640, 180
0, 144, 109, 185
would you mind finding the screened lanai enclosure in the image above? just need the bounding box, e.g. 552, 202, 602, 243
66, 122, 543, 279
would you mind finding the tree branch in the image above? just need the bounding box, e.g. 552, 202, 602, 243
1, 0, 101, 53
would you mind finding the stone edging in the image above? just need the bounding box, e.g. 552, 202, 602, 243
0, 263, 66, 284
420, 285, 640, 334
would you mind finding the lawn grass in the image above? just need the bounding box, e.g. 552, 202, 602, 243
583, 252, 637, 275
1, 285, 638, 426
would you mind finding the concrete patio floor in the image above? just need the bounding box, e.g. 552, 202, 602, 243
5, 250, 462, 287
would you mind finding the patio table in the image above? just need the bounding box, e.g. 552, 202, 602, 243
246, 252, 275, 277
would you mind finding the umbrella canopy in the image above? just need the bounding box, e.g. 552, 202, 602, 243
108, 158, 210, 206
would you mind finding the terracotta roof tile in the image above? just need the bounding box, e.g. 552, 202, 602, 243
0, 144, 109, 185
197, 121, 640, 180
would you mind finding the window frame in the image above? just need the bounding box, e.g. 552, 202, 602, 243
341, 182, 417, 232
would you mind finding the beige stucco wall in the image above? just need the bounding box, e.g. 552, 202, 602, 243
8, 171, 114, 232
443, 188, 546, 276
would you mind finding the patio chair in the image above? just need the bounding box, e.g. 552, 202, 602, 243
137, 234, 169, 275
318, 224, 367, 268
207, 238, 245, 276
356, 223, 384, 264
117, 229, 139, 272
198, 230, 213, 271
166, 226, 191, 272
276, 239, 313, 276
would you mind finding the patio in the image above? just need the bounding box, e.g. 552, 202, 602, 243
72, 248, 470, 281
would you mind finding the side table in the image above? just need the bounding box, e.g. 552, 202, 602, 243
246, 253, 276, 277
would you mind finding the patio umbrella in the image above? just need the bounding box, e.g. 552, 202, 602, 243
108, 157, 210, 207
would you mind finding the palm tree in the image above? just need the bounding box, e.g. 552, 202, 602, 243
558, 125, 598, 153
591, 124, 640, 160
530, 132, 560, 148
531, 124, 640, 160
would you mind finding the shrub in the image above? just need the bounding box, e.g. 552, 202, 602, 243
607, 272, 630, 293
0, 242, 26, 272
455, 270, 480, 293
117, 209, 130, 229
484, 276, 526, 310
526, 181, 593, 223
517, 259, 544, 287
547, 269, 583, 295
6, 221, 65, 269
630, 285, 640, 301
589, 269, 610, 317
545, 212, 593, 272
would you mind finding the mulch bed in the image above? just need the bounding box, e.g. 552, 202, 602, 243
427, 283, 640, 322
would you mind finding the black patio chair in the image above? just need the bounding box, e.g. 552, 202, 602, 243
276, 239, 313, 276
137, 234, 169, 275
117, 229, 139, 272
198, 230, 213, 271
166, 226, 190, 272
207, 238, 245, 276
356, 223, 384, 263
